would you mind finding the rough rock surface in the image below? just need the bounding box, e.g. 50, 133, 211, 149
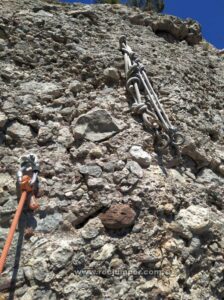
138, 14, 202, 45
72, 109, 124, 142
0, 1, 224, 300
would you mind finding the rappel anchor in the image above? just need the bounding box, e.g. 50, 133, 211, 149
119, 36, 185, 150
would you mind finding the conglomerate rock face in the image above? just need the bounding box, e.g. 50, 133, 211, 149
0, 1, 224, 299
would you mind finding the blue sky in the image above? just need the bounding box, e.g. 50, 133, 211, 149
60, 0, 224, 49
164, 0, 224, 49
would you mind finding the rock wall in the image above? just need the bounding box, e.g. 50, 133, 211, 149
0, 1, 224, 299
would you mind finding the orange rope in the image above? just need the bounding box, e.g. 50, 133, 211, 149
0, 176, 32, 274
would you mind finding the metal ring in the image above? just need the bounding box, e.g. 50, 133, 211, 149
171, 132, 185, 146
155, 133, 170, 150
126, 77, 140, 92
122, 48, 132, 56
132, 103, 147, 115
143, 115, 153, 130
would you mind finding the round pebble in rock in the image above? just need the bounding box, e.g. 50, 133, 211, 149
129, 145, 151, 168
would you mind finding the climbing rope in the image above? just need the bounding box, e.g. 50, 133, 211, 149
119, 36, 185, 150
0, 154, 40, 274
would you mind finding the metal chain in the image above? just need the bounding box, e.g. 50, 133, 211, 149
119, 36, 185, 150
